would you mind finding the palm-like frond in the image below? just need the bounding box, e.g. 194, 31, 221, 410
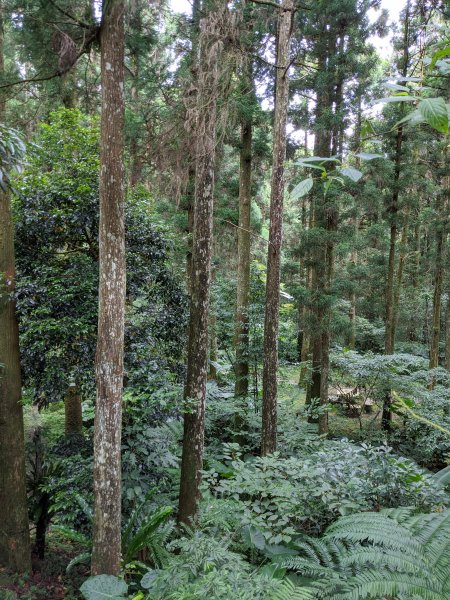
275, 509, 450, 600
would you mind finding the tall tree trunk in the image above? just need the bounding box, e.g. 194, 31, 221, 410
445, 291, 450, 372
184, 0, 201, 293
91, 0, 125, 576
391, 208, 410, 348
429, 196, 448, 373
0, 0, 31, 572
234, 62, 253, 397
178, 7, 225, 525
0, 192, 32, 574
382, 0, 410, 430
261, 0, 293, 456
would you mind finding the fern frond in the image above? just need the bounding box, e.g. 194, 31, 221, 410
416, 510, 450, 548
123, 506, 173, 564
292, 536, 348, 569
52, 525, 90, 547
380, 506, 416, 523
325, 512, 420, 551
334, 570, 446, 600
276, 556, 335, 578
66, 552, 91, 573
269, 579, 318, 600
340, 546, 431, 574
432, 465, 450, 488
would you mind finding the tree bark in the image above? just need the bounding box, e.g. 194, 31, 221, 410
91, 0, 125, 576
261, 0, 293, 456
65, 382, 83, 436
382, 0, 410, 429
178, 7, 225, 525
0, 192, 32, 573
234, 79, 253, 397
429, 195, 448, 373
391, 208, 410, 348
445, 291, 450, 372
0, 0, 31, 572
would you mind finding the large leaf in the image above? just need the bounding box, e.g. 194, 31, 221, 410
241, 524, 266, 550
395, 109, 426, 128
290, 177, 313, 200
432, 465, 450, 488
418, 98, 448, 133
430, 47, 450, 70
297, 156, 339, 163
141, 569, 160, 589
354, 152, 384, 161
339, 167, 363, 182
376, 95, 417, 103
80, 575, 128, 600
385, 82, 410, 92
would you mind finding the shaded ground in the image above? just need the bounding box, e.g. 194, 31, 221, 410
0, 531, 86, 599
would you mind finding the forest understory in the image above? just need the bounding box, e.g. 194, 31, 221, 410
0, 0, 449, 599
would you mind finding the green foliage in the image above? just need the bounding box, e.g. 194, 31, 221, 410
205, 439, 445, 542
138, 532, 279, 600
80, 575, 128, 600
14, 108, 187, 405
268, 509, 450, 599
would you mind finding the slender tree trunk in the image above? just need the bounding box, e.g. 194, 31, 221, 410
178, 8, 225, 525
429, 196, 448, 373
445, 292, 450, 372
91, 0, 125, 576
234, 74, 253, 397
0, 1, 31, 572
382, 0, 410, 430
184, 0, 201, 294
261, 0, 293, 456
208, 308, 218, 380
391, 208, 410, 348
65, 382, 83, 436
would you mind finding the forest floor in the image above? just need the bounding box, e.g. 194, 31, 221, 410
0, 531, 86, 599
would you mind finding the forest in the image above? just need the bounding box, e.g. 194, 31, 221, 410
0, 0, 449, 598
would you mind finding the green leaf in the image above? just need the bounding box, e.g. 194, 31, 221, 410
241, 524, 266, 550
418, 97, 448, 133
395, 76, 421, 82
430, 47, 450, 70
432, 465, 450, 488
290, 177, 313, 200
297, 156, 339, 163
354, 152, 384, 161
80, 575, 128, 600
394, 109, 425, 128
376, 95, 417, 103
66, 552, 91, 574
385, 83, 410, 92
141, 570, 159, 589
339, 167, 363, 182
